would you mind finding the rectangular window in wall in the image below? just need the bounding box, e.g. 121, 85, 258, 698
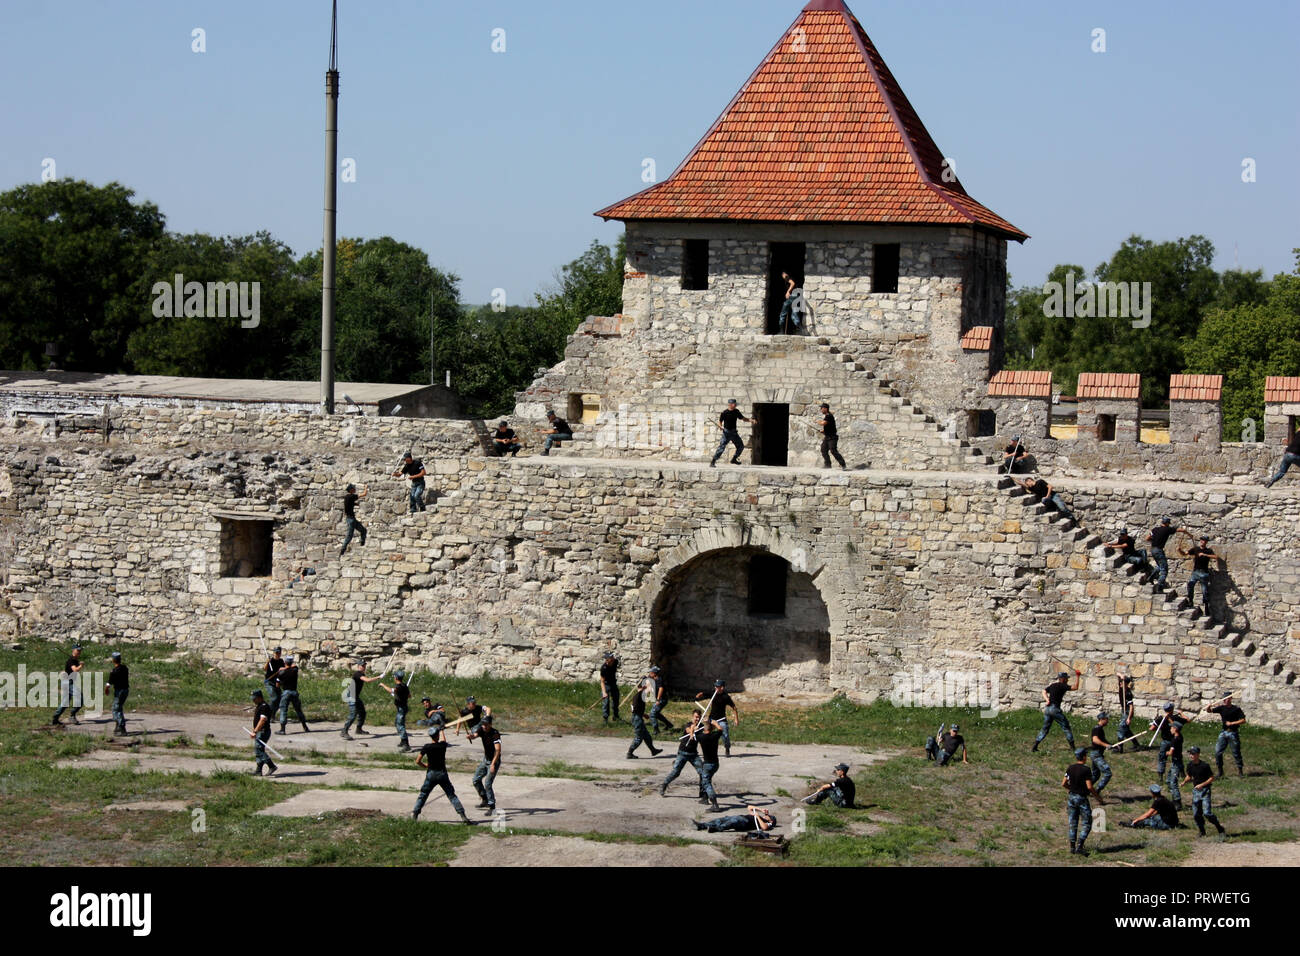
748, 553, 788, 617
872, 243, 901, 294
219, 518, 273, 577
568, 393, 601, 425
1097, 414, 1117, 442
682, 239, 709, 290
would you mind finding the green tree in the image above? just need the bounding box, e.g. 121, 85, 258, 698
0, 180, 165, 371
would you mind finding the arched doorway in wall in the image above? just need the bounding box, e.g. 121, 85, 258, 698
650, 546, 831, 696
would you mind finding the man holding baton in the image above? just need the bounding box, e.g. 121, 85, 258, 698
1032, 670, 1079, 752
248, 690, 278, 776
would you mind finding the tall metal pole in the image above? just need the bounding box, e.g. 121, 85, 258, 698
320, 1, 340, 414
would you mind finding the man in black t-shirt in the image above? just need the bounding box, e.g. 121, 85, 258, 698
1130, 784, 1179, 830
804, 762, 856, 807
1163, 720, 1186, 806
391, 452, 427, 513
925, 723, 968, 766
1181, 747, 1226, 836
340, 483, 367, 556
468, 714, 503, 813
694, 806, 776, 834
1264, 430, 1300, 487
1032, 671, 1080, 751
541, 409, 574, 456
1114, 675, 1135, 753
1178, 536, 1218, 615
1089, 713, 1112, 801
272, 656, 309, 734
1145, 517, 1182, 589
709, 399, 750, 467
379, 670, 412, 752
1015, 475, 1077, 525
51, 645, 85, 725
648, 665, 674, 733
660, 711, 703, 796
341, 660, 379, 740
412, 727, 473, 824
1062, 748, 1096, 855
695, 719, 724, 812
262, 646, 285, 715
493, 421, 522, 458
1206, 693, 1246, 777
1103, 528, 1151, 582
599, 652, 621, 724
247, 690, 277, 776
817, 403, 847, 469
1150, 701, 1193, 778
695, 679, 740, 756
106, 651, 129, 735
456, 696, 490, 736
1001, 436, 1028, 474
627, 680, 663, 759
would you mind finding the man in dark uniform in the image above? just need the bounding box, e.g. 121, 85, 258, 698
421, 699, 446, 734
1263, 428, 1300, 487
379, 670, 412, 751
541, 409, 573, 456
1182, 746, 1226, 836
648, 665, 674, 733
1130, 784, 1179, 830
468, 713, 502, 814
925, 723, 968, 766
248, 690, 277, 776
1145, 517, 1182, 589
1206, 692, 1246, 777
273, 655, 309, 734
1150, 702, 1193, 779
804, 763, 856, 807
1089, 713, 1112, 803
1063, 747, 1097, 855
1115, 675, 1135, 753
412, 724, 473, 825
1001, 436, 1028, 474
340, 483, 367, 555
599, 652, 621, 724
106, 651, 129, 736
262, 646, 285, 717
1178, 536, 1218, 616
51, 645, 85, 725
659, 711, 703, 796
341, 660, 379, 740
817, 403, 847, 469
1015, 475, 1077, 524
695, 718, 724, 812
1102, 528, 1151, 582
1032, 670, 1079, 751
456, 696, 490, 736
492, 421, 522, 458
1164, 718, 1186, 808
391, 452, 427, 513
627, 680, 663, 758
694, 806, 776, 834
709, 399, 750, 468
695, 679, 739, 756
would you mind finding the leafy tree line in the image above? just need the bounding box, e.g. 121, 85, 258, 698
0, 179, 624, 418
1004, 235, 1300, 437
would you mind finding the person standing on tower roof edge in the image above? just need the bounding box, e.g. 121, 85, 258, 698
709, 400, 750, 468
340, 483, 367, 556
541, 409, 573, 456
1032, 670, 1080, 751
1263, 428, 1300, 487
391, 452, 426, 513
817, 403, 847, 469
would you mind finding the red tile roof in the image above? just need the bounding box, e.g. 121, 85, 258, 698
1169, 374, 1222, 402
1265, 377, 1300, 403
988, 370, 1052, 398
595, 0, 1027, 241
960, 326, 993, 351
1077, 373, 1141, 401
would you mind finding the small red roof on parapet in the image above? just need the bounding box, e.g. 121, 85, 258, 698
1169, 374, 1222, 402
1265, 377, 1300, 403
1077, 373, 1141, 401
595, 1, 1026, 240
960, 326, 993, 351
988, 370, 1052, 398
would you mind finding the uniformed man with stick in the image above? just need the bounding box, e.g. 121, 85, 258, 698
803, 763, 856, 807
379, 670, 412, 752
273, 655, 309, 735
412, 723, 474, 825
262, 645, 285, 716
1150, 702, 1193, 779
648, 665, 674, 734
1130, 784, 1179, 831
341, 660, 379, 740
456, 696, 490, 736
1181, 746, 1226, 836
1088, 713, 1112, 803
599, 652, 621, 724
1063, 747, 1097, 856
51, 645, 85, 725
659, 711, 703, 797
1032, 670, 1079, 752
694, 718, 724, 813
106, 651, 129, 736
627, 680, 663, 758
1164, 718, 1186, 809
695, 679, 739, 756
248, 690, 278, 776
468, 714, 503, 814
1115, 675, 1135, 753
1206, 692, 1247, 777
926, 723, 968, 766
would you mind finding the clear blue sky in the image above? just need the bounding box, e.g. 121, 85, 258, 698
2, 0, 1296, 304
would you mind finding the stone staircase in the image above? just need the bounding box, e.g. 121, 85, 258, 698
809, 337, 993, 469
998, 475, 1298, 690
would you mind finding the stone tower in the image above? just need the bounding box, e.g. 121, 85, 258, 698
518, 0, 1027, 462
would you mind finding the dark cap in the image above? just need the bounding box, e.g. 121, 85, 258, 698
1199, 535, 1209, 542
481, 714, 493, 724
727, 398, 737, 404
1074, 748, 1088, 759
949, 724, 960, 732
403, 452, 413, 459
466, 695, 476, 703
274, 646, 282, 653
1161, 516, 1172, 524
251, 690, 263, 700
420, 697, 431, 704
603, 650, 615, 659
1149, 784, 1162, 794
820, 403, 829, 409
72, 645, 82, 652
714, 679, 725, 687
110, 651, 121, 659
649, 665, 661, 673
545, 409, 556, 417
834, 762, 850, 772
1097, 712, 1109, 720
1163, 702, 1174, 711
1058, 672, 1069, 680
1187, 745, 1201, 755
346, 483, 356, 492
499, 421, 508, 427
